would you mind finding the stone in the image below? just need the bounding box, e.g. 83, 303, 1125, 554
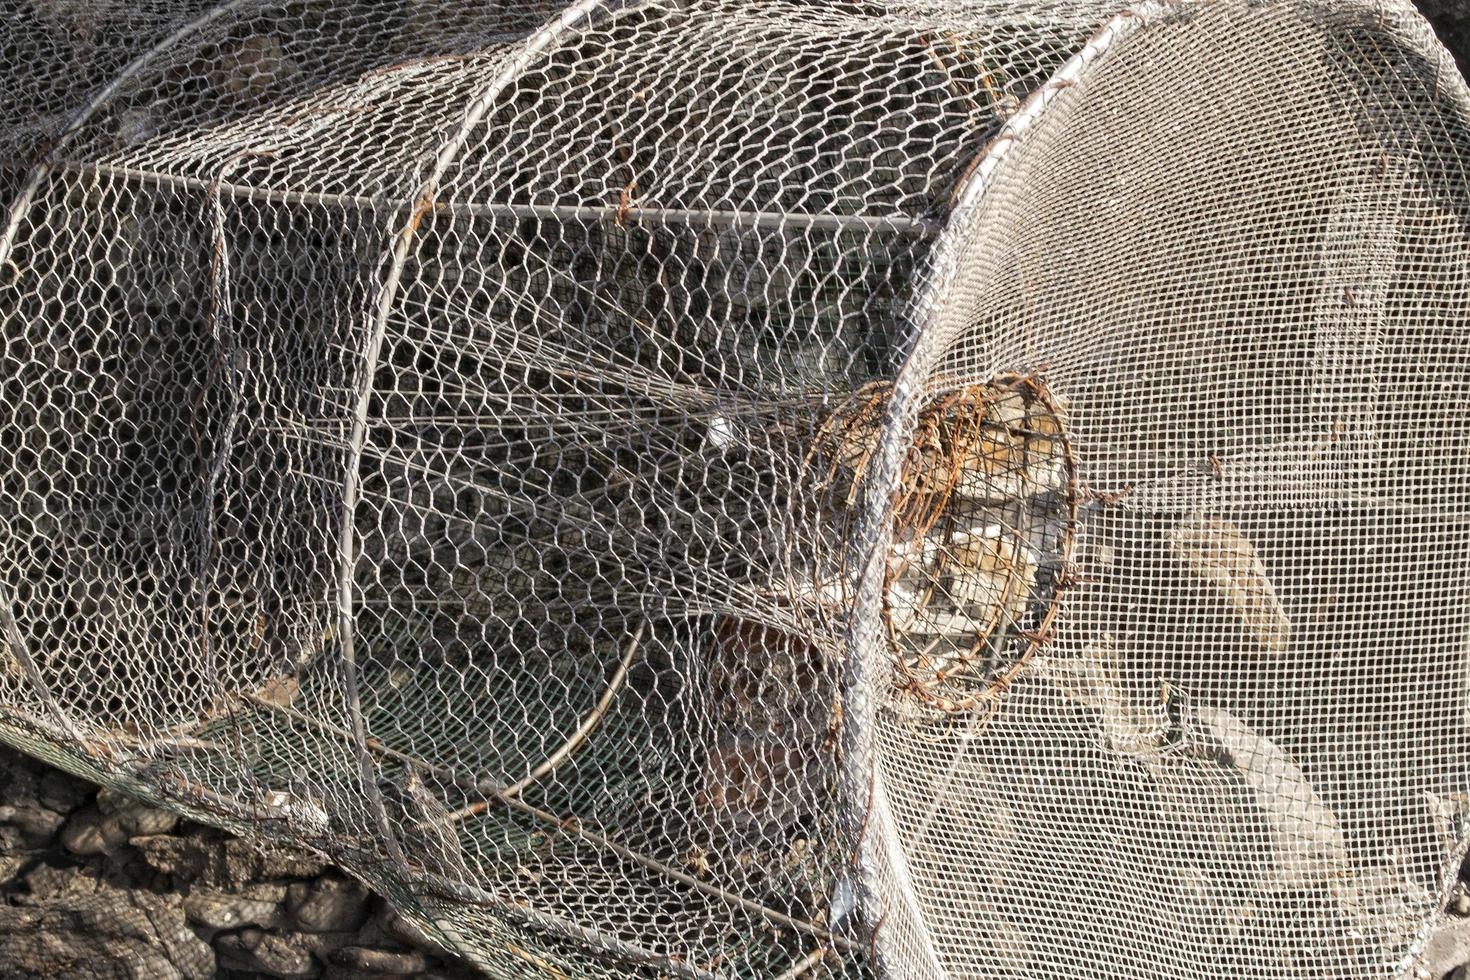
241, 837, 332, 880
0, 879, 213, 980
377, 907, 439, 950
89, 791, 180, 837
1423, 915, 1470, 980
331, 945, 428, 974
128, 889, 217, 980
0, 854, 27, 882
132, 828, 328, 887
60, 807, 129, 856
241, 881, 291, 904
38, 769, 92, 814
0, 759, 39, 809
322, 969, 404, 980
115, 802, 180, 837
128, 834, 202, 879
23, 860, 102, 900
0, 906, 43, 930
214, 928, 322, 978
95, 787, 126, 815
0, 801, 66, 846
324, 963, 458, 980
0, 926, 184, 980
0, 743, 481, 980
183, 889, 283, 931
288, 874, 371, 933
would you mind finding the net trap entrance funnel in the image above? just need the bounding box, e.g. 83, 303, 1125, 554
2, 0, 1470, 977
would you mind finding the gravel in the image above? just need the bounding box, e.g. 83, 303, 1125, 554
0, 745, 483, 979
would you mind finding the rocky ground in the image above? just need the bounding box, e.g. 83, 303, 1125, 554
0, 746, 482, 980
1425, 2, 1470, 76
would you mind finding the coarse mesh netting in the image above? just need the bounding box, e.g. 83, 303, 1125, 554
1, 0, 1469, 977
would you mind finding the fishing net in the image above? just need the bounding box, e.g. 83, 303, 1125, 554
1, 0, 1469, 977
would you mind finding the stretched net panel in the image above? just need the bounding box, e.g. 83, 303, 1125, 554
1, 1, 1468, 977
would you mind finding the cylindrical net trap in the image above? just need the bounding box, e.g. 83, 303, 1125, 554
2, 1, 1470, 977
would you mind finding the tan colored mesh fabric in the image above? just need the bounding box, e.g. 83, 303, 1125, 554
1, 1, 1468, 977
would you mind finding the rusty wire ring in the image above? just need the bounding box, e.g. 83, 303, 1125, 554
883, 373, 1079, 717
794, 372, 1080, 718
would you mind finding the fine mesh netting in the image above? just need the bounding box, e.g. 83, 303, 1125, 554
1, 1, 1470, 977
